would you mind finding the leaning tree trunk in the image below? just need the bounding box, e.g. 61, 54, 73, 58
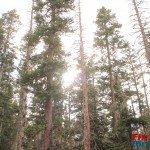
132, 0, 150, 62
78, 1, 91, 149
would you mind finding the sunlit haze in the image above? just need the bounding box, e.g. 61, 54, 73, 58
0, 0, 134, 86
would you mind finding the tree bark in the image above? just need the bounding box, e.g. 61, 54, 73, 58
78, 1, 91, 149
132, 0, 150, 62
105, 36, 118, 131
138, 53, 150, 115
14, 87, 27, 150
44, 98, 53, 150
129, 51, 143, 116
13, 1, 34, 149
43, 5, 55, 150
128, 82, 136, 116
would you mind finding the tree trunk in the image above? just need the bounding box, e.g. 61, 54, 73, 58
129, 51, 143, 116
68, 94, 71, 123
44, 98, 53, 150
13, 1, 34, 149
92, 73, 97, 115
138, 53, 150, 115
35, 132, 42, 150
105, 36, 118, 131
43, 5, 56, 150
128, 82, 136, 116
14, 87, 27, 150
132, 0, 150, 62
78, 1, 91, 149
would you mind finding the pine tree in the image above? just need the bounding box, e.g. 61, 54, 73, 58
93, 7, 136, 149
25, 0, 74, 149
14, 0, 34, 149
131, 0, 150, 63
0, 10, 20, 150
85, 56, 110, 150
128, 50, 143, 116
94, 7, 122, 131
78, 0, 91, 149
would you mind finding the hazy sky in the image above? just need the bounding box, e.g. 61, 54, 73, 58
0, 0, 131, 85
0, 0, 144, 85
0, 0, 133, 49
0, 0, 130, 35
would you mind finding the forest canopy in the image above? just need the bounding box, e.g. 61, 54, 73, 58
0, 0, 150, 150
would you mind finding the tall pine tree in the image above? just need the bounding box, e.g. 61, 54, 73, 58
0, 10, 20, 150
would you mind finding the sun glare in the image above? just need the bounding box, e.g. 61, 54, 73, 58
63, 68, 78, 87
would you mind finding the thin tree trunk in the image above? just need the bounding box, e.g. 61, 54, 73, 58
138, 53, 150, 115
92, 73, 97, 115
44, 98, 53, 150
15, 87, 27, 150
128, 82, 136, 116
35, 132, 42, 150
43, 46, 54, 150
13, 1, 34, 149
0, 108, 4, 136
138, 55, 150, 115
78, 1, 91, 149
68, 94, 71, 124
105, 36, 118, 130
129, 51, 143, 116
132, 0, 150, 62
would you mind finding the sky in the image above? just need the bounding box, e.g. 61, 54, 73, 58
0, 0, 145, 86
0, 0, 131, 44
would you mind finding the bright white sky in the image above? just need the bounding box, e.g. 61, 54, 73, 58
0, 0, 144, 86
0, 0, 131, 44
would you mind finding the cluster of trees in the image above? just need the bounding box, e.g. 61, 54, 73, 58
0, 0, 150, 150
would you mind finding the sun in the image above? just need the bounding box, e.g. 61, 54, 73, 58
63, 67, 78, 87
